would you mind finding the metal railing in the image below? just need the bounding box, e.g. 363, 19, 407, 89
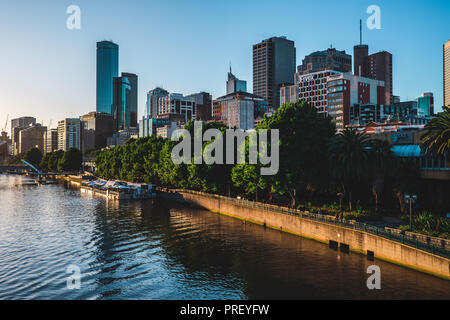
161, 188, 450, 259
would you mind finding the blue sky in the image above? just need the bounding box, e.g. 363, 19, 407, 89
0, 0, 449, 133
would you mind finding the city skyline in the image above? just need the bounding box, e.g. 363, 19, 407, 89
1, 0, 449, 133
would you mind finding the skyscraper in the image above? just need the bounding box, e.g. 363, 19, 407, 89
44, 128, 58, 154
417, 92, 434, 116
353, 20, 393, 105
11, 116, 36, 155
146, 87, 169, 118
96, 41, 119, 114
444, 40, 450, 107
353, 44, 369, 77
112, 76, 131, 130
57, 119, 81, 151
226, 67, 247, 94
253, 36, 296, 109
367, 51, 393, 105
353, 47, 392, 105
121, 72, 138, 127
353, 20, 369, 77
187, 92, 213, 121
80, 112, 114, 153
18, 124, 47, 154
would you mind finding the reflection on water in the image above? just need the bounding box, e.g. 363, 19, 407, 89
0, 174, 449, 299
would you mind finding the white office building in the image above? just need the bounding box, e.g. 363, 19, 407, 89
57, 118, 81, 151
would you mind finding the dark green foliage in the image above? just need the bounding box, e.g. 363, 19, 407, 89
257, 101, 336, 206
421, 106, 450, 155
23, 148, 42, 169
91, 101, 442, 228
38, 149, 80, 173
57, 148, 82, 172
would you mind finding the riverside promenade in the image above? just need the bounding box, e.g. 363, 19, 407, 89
159, 188, 450, 279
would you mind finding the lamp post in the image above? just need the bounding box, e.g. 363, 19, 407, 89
405, 194, 417, 231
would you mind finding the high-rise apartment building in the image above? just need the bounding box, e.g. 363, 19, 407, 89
327, 73, 385, 130
444, 40, 450, 107
253, 36, 296, 109
44, 128, 58, 154
80, 112, 114, 153
297, 47, 352, 75
58, 118, 81, 151
18, 124, 47, 154
146, 87, 169, 118
353, 43, 393, 105
187, 92, 212, 121
279, 84, 299, 106
214, 92, 268, 130
11, 116, 36, 155
157, 93, 196, 124
296, 70, 342, 115
96, 41, 119, 114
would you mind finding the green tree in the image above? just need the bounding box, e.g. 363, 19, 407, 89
39, 152, 51, 172
328, 129, 371, 211
48, 150, 64, 172
23, 147, 42, 169
257, 101, 336, 207
421, 106, 450, 155
231, 164, 267, 201
142, 136, 166, 184
57, 148, 82, 172
157, 139, 189, 188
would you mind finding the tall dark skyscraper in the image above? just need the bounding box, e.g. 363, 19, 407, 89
353, 20, 369, 77
112, 76, 131, 130
367, 51, 393, 105
121, 72, 138, 127
253, 36, 296, 109
353, 44, 369, 77
96, 41, 119, 114
353, 22, 393, 105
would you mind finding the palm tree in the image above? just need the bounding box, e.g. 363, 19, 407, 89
328, 129, 371, 211
369, 139, 393, 214
421, 107, 450, 155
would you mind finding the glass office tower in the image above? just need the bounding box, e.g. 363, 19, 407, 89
96, 41, 119, 114
112, 76, 131, 130
121, 72, 138, 127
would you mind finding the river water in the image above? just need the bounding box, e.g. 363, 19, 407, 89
0, 174, 448, 299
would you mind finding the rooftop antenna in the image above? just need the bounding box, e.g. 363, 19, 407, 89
360, 19, 362, 45
229, 61, 232, 74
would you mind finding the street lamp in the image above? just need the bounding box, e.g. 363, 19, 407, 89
405, 194, 417, 231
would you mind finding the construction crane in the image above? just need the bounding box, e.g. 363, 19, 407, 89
1, 114, 9, 133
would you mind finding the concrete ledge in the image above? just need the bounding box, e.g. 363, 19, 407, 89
160, 190, 450, 280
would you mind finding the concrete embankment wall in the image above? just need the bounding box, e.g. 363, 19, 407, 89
161, 190, 450, 280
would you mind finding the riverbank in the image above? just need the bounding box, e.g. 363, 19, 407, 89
159, 188, 450, 280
